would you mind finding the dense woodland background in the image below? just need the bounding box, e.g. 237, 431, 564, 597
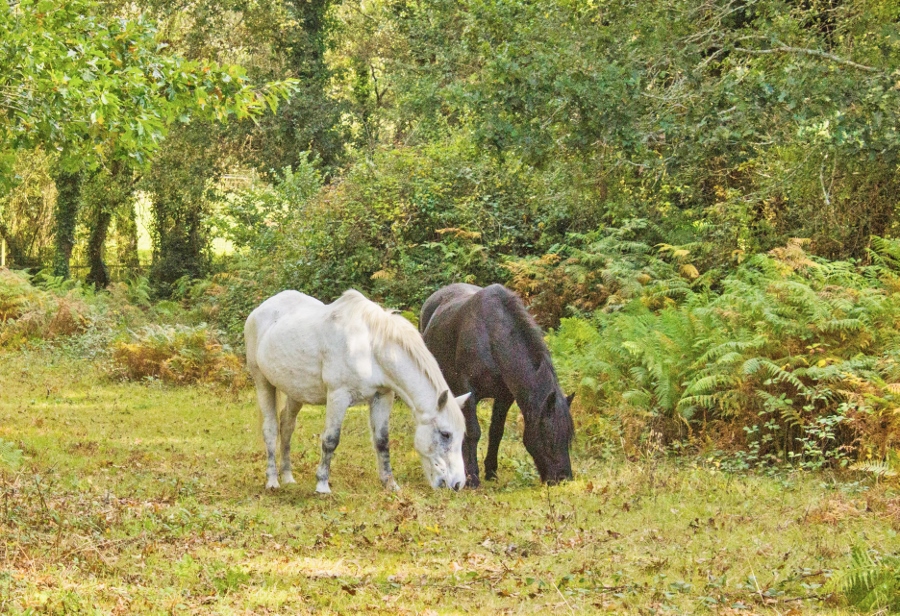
3, 0, 900, 473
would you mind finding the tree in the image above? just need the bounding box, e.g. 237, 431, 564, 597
0, 0, 296, 280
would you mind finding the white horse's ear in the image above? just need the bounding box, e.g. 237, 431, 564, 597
454, 392, 472, 407
437, 390, 449, 409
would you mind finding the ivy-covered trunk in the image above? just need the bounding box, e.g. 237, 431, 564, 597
84, 163, 133, 288
52, 170, 81, 279
85, 207, 112, 288
115, 200, 141, 272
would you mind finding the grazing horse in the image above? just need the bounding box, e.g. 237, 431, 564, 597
245, 289, 470, 493
420, 283, 574, 486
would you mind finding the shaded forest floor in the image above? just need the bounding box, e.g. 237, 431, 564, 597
0, 349, 897, 614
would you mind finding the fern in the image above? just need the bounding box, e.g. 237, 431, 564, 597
826, 547, 900, 612
850, 460, 898, 478
549, 238, 900, 461
0, 438, 23, 469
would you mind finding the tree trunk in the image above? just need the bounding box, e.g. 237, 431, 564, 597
115, 200, 141, 272
85, 207, 112, 288
52, 171, 81, 279
0, 223, 25, 269
84, 163, 133, 288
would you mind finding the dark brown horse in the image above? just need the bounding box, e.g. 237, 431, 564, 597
420, 283, 574, 486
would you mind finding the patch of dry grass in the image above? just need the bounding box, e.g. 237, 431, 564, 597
111, 324, 247, 389
0, 348, 898, 614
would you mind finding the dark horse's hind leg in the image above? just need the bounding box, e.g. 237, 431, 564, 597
461, 395, 482, 488
484, 394, 513, 481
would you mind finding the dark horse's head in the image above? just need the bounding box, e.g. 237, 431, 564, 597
522, 363, 575, 485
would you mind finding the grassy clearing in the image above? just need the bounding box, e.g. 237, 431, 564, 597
0, 349, 898, 615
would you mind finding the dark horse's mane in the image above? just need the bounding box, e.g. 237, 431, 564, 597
492, 285, 554, 371
493, 286, 574, 444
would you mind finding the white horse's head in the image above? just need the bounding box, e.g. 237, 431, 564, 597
415, 390, 469, 490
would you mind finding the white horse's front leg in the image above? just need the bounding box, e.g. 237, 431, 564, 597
369, 390, 399, 491
316, 390, 351, 494
279, 397, 303, 485
253, 377, 280, 489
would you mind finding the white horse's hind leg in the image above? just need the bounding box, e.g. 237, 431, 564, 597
253, 377, 281, 489
315, 390, 351, 494
279, 397, 302, 485
369, 390, 400, 491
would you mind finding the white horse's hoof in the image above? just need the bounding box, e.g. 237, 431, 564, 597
266, 478, 280, 490
315, 481, 332, 494
281, 472, 296, 485
383, 478, 401, 491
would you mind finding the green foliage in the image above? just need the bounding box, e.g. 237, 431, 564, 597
505, 220, 696, 327
213, 154, 323, 254
0, 148, 56, 268
0, 0, 297, 171
827, 546, 900, 612
210, 138, 559, 336
327, 0, 900, 265
548, 238, 900, 461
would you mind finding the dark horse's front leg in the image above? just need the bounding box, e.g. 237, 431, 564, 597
483, 394, 513, 481
461, 395, 482, 488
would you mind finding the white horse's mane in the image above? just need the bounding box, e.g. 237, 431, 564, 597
333, 290, 451, 399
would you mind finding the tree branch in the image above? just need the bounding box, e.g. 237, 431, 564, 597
733, 44, 879, 73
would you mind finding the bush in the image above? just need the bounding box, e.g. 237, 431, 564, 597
548, 238, 900, 464
112, 324, 246, 389
206, 137, 613, 348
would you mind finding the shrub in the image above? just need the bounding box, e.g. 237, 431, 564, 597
112, 324, 246, 389
0, 269, 94, 348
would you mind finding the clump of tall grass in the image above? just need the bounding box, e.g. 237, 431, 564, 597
548, 237, 900, 464
112, 324, 246, 389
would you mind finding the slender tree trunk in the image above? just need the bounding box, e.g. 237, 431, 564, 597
115, 200, 141, 272
85, 163, 132, 288
52, 171, 81, 279
85, 207, 112, 288
0, 223, 24, 269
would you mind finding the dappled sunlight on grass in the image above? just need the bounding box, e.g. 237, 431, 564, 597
1, 348, 897, 613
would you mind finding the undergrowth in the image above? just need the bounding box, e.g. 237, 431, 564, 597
549, 236, 900, 466
0, 269, 240, 387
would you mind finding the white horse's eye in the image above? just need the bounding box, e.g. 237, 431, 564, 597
439, 431, 452, 441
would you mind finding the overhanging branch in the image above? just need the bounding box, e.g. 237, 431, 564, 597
733, 44, 879, 73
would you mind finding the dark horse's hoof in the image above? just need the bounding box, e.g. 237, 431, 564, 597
466, 476, 481, 489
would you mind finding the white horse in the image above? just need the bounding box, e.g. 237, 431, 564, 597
245, 289, 470, 493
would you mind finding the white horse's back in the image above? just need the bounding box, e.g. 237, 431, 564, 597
246, 289, 390, 406
245, 290, 321, 371
245, 290, 335, 405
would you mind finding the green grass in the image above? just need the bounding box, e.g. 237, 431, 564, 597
1, 348, 898, 614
